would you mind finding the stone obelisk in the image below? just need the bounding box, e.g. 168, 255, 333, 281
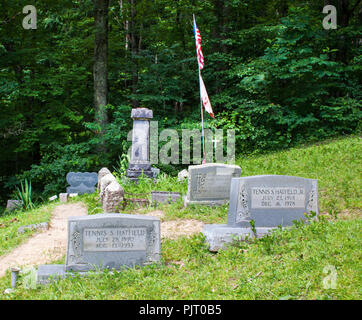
126, 108, 154, 182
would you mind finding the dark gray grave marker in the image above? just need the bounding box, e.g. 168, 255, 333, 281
66, 172, 98, 194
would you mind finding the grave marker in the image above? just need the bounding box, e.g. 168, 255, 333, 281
66, 172, 98, 194
37, 213, 161, 283
126, 108, 154, 181
203, 175, 319, 251
152, 191, 181, 204
66, 214, 160, 271
184, 163, 241, 206
6, 200, 23, 211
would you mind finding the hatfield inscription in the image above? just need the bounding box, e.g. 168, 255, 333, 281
36, 214, 161, 284
251, 187, 306, 208
83, 227, 147, 251
202, 175, 319, 251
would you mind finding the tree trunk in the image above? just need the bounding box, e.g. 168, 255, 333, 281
94, 0, 109, 150
130, 0, 140, 108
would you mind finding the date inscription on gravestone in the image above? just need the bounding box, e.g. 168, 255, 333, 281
251, 187, 305, 208
83, 227, 147, 252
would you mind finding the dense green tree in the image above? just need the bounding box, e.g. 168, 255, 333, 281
94, 0, 110, 151
0, 0, 360, 207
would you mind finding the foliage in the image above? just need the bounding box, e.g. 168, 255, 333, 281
15, 179, 34, 210
0, 0, 361, 203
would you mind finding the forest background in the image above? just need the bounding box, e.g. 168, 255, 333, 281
0, 0, 360, 207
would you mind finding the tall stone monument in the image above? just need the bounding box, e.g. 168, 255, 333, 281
126, 108, 154, 182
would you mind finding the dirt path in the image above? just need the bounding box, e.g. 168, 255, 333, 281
0, 203, 87, 277
144, 210, 205, 240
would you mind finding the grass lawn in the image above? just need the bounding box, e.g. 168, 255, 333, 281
0, 202, 57, 256
0, 135, 360, 299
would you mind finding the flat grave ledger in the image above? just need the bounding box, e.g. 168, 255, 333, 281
151, 191, 181, 204
66, 172, 98, 194
184, 163, 241, 206
203, 175, 319, 251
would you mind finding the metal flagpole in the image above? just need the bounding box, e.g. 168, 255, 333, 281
199, 68, 206, 164
193, 14, 206, 164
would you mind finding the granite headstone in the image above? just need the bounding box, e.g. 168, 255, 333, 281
37, 213, 161, 283
66, 214, 160, 272
203, 175, 319, 251
184, 163, 241, 206
126, 108, 154, 181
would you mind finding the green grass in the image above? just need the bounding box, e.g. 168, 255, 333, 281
237, 135, 361, 216
0, 135, 360, 299
0, 216, 360, 299
0, 202, 58, 256
82, 135, 361, 222
115, 135, 361, 220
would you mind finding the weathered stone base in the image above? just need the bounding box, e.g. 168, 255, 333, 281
37, 265, 67, 285
97, 168, 111, 192
126, 169, 154, 179
183, 196, 228, 207
202, 224, 276, 252
6, 200, 23, 211
102, 181, 124, 213
128, 162, 152, 171
37, 265, 106, 285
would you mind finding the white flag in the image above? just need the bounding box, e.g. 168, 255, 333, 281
199, 74, 214, 118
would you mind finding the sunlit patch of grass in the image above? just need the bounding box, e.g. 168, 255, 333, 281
0, 202, 58, 256
238, 135, 361, 218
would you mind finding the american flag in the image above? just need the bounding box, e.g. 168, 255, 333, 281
193, 17, 204, 70
199, 74, 214, 118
